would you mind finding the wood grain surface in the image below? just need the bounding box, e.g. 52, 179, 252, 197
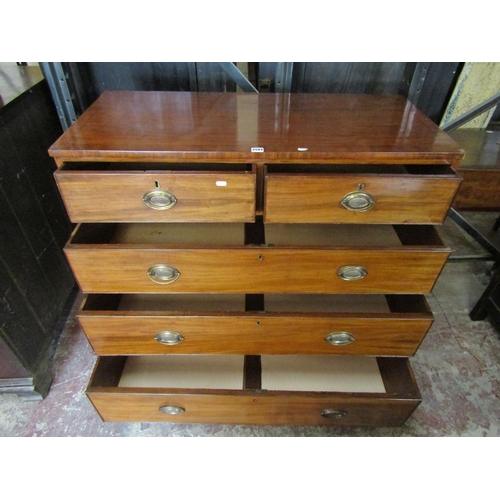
65, 246, 449, 294
49, 92, 464, 164
50, 91, 462, 426
55, 166, 256, 222
264, 169, 461, 224
78, 312, 433, 356
86, 357, 420, 425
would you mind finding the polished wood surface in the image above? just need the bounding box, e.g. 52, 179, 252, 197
87, 392, 420, 426
78, 301, 433, 356
66, 248, 449, 294
49, 91, 464, 164
79, 293, 433, 356
87, 356, 420, 425
265, 167, 461, 224
65, 222, 449, 294
55, 165, 256, 222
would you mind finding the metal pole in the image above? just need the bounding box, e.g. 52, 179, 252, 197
447, 208, 500, 259
275, 62, 294, 93
441, 90, 500, 132
218, 63, 258, 93
39, 62, 77, 131
407, 62, 430, 107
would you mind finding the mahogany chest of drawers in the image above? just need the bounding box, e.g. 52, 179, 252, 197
49, 91, 464, 426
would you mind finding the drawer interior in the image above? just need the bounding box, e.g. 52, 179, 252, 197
260, 355, 384, 392
70, 223, 246, 245
265, 224, 402, 246
118, 355, 245, 390
119, 294, 246, 312
59, 162, 253, 172
264, 294, 390, 313
82, 293, 246, 312
98, 355, 386, 393
265, 164, 457, 176
89, 355, 420, 397
69, 220, 446, 248
109, 223, 245, 245
81, 293, 431, 316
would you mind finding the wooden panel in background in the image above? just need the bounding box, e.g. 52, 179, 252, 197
0, 71, 75, 398
450, 129, 500, 210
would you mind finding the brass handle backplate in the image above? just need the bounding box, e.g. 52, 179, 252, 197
143, 189, 177, 210
159, 405, 185, 415
321, 409, 348, 419
325, 332, 355, 346
341, 185, 375, 212
147, 264, 180, 284
154, 331, 184, 345
337, 265, 368, 281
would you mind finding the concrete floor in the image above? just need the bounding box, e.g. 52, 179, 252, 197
2, 212, 500, 436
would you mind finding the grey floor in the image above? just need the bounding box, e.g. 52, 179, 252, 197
1, 211, 500, 436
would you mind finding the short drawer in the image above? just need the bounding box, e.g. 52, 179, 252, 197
79, 294, 433, 356
65, 222, 450, 294
87, 355, 421, 426
264, 164, 461, 224
54, 162, 256, 222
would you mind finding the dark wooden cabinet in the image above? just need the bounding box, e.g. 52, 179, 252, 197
0, 66, 75, 399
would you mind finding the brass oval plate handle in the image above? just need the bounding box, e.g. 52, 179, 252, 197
325, 332, 355, 346
159, 405, 185, 415
147, 264, 180, 284
337, 265, 368, 281
321, 409, 347, 419
154, 331, 184, 345
143, 189, 177, 210
341, 191, 375, 212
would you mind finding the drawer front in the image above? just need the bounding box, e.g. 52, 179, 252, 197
55, 169, 256, 222
87, 392, 420, 426
87, 356, 421, 426
78, 296, 432, 356
79, 314, 432, 356
66, 247, 449, 294
264, 171, 461, 224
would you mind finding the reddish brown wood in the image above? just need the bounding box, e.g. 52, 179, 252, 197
54, 164, 256, 222
49, 92, 464, 164
86, 356, 420, 426
49, 92, 463, 426
264, 166, 461, 224
449, 130, 500, 210
64, 223, 450, 295
77, 293, 433, 356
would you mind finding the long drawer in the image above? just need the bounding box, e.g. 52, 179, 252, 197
87, 355, 421, 426
54, 162, 256, 222
264, 164, 461, 224
65, 222, 450, 294
79, 294, 433, 356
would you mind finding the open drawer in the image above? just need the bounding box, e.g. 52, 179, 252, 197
87, 355, 421, 426
65, 221, 450, 294
79, 293, 433, 356
54, 162, 256, 222
264, 164, 462, 224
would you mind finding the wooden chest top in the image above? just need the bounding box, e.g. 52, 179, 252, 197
49, 91, 464, 164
